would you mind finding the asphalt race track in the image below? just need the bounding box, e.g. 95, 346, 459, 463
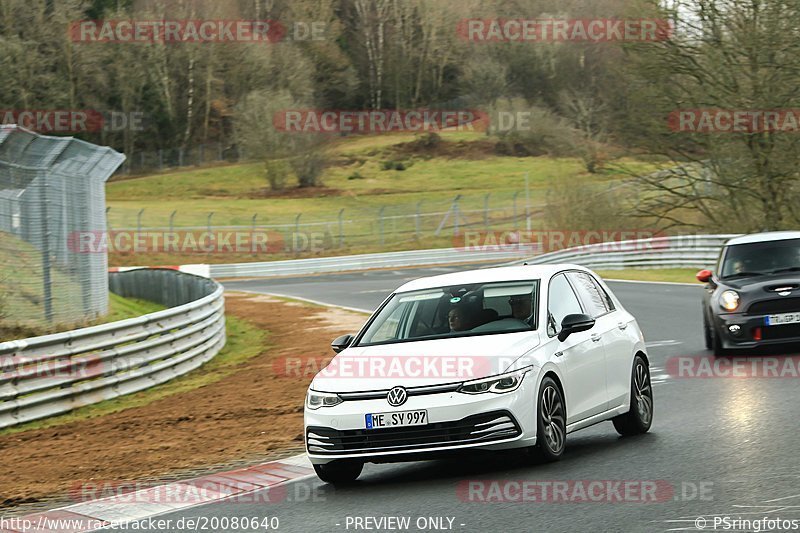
121, 267, 800, 533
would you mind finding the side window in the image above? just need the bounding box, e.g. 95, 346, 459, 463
591, 276, 616, 312
547, 274, 583, 336
568, 272, 608, 318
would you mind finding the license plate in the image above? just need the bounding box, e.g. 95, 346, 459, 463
365, 410, 427, 430
765, 312, 800, 326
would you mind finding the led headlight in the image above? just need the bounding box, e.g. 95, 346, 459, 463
719, 290, 740, 311
306, 390, 343, 409
458, 367, 531, 394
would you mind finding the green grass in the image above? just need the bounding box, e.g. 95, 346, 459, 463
0, 293, 166, 343
0, 313, 265, 435
106, 293, 166, 321
596, 268, 700, 284
105, 131, 653, 228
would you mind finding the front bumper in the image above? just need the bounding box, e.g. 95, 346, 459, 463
303, 375, 537, 464
714, 312, 800, 349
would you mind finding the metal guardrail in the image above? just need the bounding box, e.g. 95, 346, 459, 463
210, 247, 531, 278
0, 269, 225, 429
516, 234, 740, 270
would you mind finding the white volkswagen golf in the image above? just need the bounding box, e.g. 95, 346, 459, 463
304, 264, 653, 484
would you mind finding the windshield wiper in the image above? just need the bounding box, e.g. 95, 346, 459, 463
722, 271, 765, 279
769, 266, 800, 275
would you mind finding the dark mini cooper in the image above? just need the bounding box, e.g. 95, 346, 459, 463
698, 232, 800, 356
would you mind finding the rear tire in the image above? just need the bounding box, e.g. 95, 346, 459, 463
313, 460, 363, 484
613, 355, 653, 436
535, 377, 566, 461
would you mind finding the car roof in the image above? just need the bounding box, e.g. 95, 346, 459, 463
726, 231, 800, 246
395, 264, 589, 293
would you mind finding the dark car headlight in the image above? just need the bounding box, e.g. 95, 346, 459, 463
458, 367, 531, 394
719, 290, 740, 311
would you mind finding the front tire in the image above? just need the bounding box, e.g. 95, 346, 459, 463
613, 355, 653, 436
703, 312, 713, 350
535, 377, 566, 461
313, 460, 363, 484
712, 329, 729, 358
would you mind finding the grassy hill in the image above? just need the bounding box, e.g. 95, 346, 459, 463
105, 132, 653, 265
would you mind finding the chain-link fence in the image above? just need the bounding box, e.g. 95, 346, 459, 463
119, 142, 244, 175
0, 125, 125, 327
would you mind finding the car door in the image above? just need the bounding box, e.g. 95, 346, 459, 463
567, 271, 624, 409
593, 276, 637, 409
547, 273, 608, 424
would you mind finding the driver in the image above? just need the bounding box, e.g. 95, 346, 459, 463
448, 306, 474, 332
509, 293, 532, 320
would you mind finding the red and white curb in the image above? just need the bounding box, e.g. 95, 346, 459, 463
1, 454, 314, 533
108, 264, 210, 278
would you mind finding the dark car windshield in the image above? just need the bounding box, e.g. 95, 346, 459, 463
356, 281, 538, 347
720, 238, 800, 279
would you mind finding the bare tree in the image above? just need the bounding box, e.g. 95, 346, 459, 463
623, 0, 800, 232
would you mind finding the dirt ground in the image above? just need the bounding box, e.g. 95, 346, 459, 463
0, 292, 367, 510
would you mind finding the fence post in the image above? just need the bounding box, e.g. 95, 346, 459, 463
338, 208, 344, 248
158, 149, 164, 171
178, 148, 184, 167
169, 210, 177, 234
251, 213, 258, 256
484, 193, 491, 230
512, 191, 519, 230
415, 200, 423, 240
453, 196, 462, 237
293, 213, 302, 255
378, 206, 385, 246
137, 208, 145, 236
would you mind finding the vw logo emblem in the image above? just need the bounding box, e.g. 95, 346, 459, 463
387, 386, 408, 407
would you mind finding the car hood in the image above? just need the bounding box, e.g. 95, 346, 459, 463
720, 274, 800, 293
310, 332, 541, 393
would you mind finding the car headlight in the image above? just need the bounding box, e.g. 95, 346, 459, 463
306, 390, 343, 409
458, 367, 531, 394
719, 290, 740, 311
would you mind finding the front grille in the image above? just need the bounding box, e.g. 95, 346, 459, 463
762, 323, 800, 341
306, 410, 521, 455
747, 298, 800, 315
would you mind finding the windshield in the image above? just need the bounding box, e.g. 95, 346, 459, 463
357, 281, 539, 347
720, 239, 800, 278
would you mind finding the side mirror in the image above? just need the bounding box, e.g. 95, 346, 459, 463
696, 269, 713, 283
331, 334, 354, 354
557, 314, 596, 342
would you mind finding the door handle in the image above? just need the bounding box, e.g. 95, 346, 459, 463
618, 322, 628, 330
591, 333, 601, 342
555, 351, 563, 358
